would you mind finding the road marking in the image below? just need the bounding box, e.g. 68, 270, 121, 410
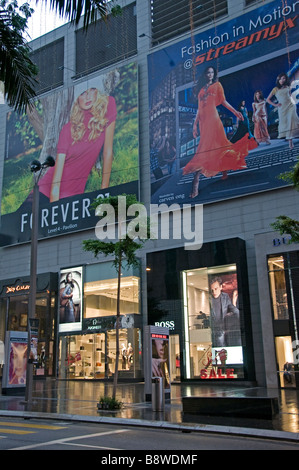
63, 442, 123, 450
0, 428, 35, 435
10, 429, 131, 450
0, 421, 66, 430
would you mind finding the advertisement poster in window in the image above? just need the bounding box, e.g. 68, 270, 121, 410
59, 267, 83, 333
148, 0, 299, 206
208, 271, 243, 378
2, 331, 28, 391
151, 333, 170, 389
0, 62, 138, 246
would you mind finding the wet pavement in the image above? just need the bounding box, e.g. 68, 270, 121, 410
0, 379, 299, 441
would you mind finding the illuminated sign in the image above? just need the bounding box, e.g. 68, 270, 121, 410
154, 320, 175, 330
5, 284, 30, 294
151, 333, 168, 339
200, 368, 235, 379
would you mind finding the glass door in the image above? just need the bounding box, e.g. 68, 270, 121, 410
276, 336, 296, 388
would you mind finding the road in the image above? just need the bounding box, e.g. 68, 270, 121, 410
0, 417, 297, 454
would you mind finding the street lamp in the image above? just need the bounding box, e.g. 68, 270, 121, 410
25, 156, 55, 410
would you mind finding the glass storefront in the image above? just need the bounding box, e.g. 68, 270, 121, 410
268, 254, 299, 388
182, 264, 244, 380
57, 262, 142, 380
59, 328, 141, 379
0, 274, 57, 378
147, 239, 254, 383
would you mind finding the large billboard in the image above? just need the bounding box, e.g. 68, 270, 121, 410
0, 62, 138, 246
149, 0, 299, 206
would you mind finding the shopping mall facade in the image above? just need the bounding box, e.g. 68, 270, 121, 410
0, 0, 299, 392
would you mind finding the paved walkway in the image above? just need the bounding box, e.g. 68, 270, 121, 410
0, 380, 299, 442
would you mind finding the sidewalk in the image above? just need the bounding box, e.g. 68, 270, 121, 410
0, 379, 299, 442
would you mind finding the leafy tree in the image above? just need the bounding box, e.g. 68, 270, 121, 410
0, 1, 38, 112
271, 161, 299, 243
46, 0, 122, 30
83, 194, 150, 400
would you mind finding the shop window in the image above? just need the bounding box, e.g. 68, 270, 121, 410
268, 256, 289, 320
58, 328, 141, 380
5, 292, 55, 377
84, 276, 140, 318
182, 264, 243, 380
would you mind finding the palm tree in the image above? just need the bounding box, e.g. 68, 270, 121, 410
46, 0, 122, 29
0, 3, 38, 112
0, 0, 121, 112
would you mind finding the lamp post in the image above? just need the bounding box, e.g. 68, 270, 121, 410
25, 156, 55, 410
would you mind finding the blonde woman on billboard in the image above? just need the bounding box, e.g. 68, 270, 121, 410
266, 72, 299, 150
38, 86, 117, 202
183, 66, 257, 198
252, 90, 271, 145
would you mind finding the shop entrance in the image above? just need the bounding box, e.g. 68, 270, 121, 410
268, 254, 299, 388
275, 336, 296, 388
0, 289, 56, 378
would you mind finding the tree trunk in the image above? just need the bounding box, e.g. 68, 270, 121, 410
39, 87, 74, 162
27, 87, 74, 163
112, 253, 122, 400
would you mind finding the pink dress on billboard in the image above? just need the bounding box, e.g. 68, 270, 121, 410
39, 96, 117, 200
183, 82, 257, 177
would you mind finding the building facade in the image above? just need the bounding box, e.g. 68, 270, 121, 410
0, 0, 299, 390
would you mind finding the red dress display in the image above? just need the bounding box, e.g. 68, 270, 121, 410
183, 81, 257, 177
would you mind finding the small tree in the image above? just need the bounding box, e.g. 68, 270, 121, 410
83, 194, 149, 400
271, 161, 299, 243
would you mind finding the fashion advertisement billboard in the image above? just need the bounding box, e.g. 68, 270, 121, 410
149, 0, 299, 206
0, 62, 138, 246
2, 331, 28, 392
59, 267, 83, 333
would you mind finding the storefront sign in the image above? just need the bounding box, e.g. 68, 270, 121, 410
154, 320, 175, 330
272, 236, 292, 246
83, 314, 136, 333
5, 284, 30, 294
83, 317, 115, 332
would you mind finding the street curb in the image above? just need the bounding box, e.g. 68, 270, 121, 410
0, 409, 298, 443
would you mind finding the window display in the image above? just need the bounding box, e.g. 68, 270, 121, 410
182, 264, 244, 379
58, 328, 141, 380
268, 256, 289, 320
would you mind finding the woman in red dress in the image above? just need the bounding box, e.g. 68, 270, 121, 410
183, 66, 257, 198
